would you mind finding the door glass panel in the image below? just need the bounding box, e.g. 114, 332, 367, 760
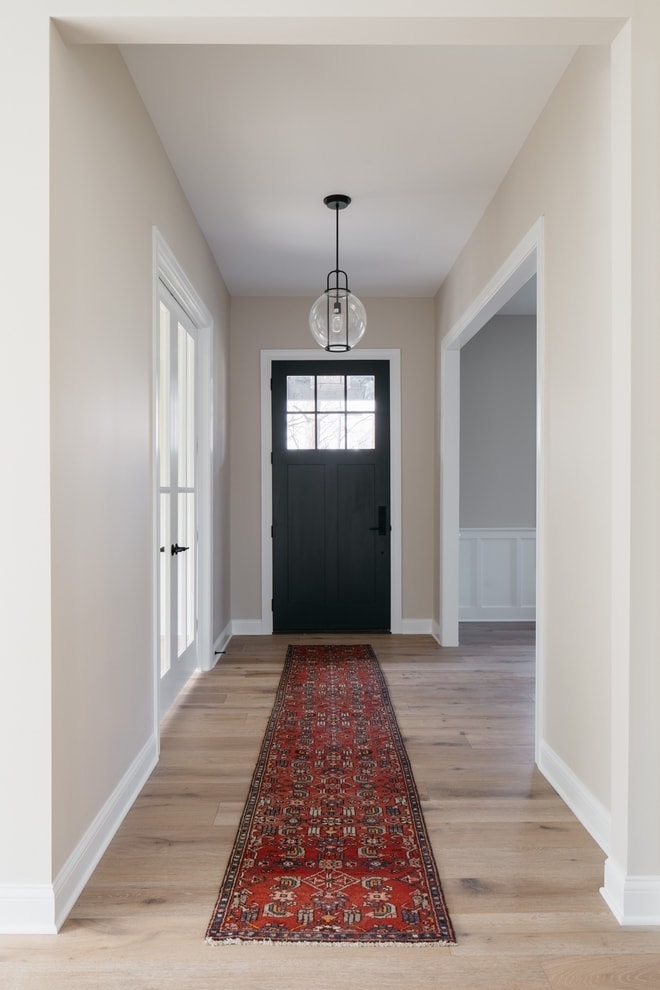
178, 322, 196, 489
186, 331, 196, 487
287, 413, 315, 450
347, 413, 375, 449
159, 494, 171, 676
159, 303, 171, 488
177, 491, 195, 656
317, 375, 345, 411
287, 375, 315, 411
318, 413, 345, 449
347, 375, 375, 410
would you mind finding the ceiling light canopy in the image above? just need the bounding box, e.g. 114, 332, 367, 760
309, 194, 366, 352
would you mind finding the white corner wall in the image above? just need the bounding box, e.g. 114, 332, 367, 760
437, 44, 612, 831
46, 35, 230, 930
0, 17, 53, 934
438, 7, 660, 925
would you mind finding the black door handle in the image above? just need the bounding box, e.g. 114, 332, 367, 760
368, 506, 388, 536
171, 543, 189, 555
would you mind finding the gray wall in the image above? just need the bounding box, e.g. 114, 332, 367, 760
460, 314, 536, 528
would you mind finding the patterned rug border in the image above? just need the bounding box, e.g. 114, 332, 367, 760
206, 644, 456, 946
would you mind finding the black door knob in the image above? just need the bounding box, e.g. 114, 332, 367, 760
171, 543, 189, 556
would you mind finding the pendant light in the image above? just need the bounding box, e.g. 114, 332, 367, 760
309, 194, 366, 352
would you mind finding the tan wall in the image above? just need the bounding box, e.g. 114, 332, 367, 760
437, 46, 612, 808
49, 38, 230, 875
229, 296, 436, 624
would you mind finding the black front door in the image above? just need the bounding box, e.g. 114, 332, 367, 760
272, 360, 390, 632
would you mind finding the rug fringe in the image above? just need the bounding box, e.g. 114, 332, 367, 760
206, 936, 456, 947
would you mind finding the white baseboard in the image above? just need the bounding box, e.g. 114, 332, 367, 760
231, 619, 269, 635
537, 739, 611, 854
400, 619, 433, 635
231, 619, 435, 636
0, 732, 158, 934
601, 857, 660, 926
52, 732, 158, 932
0, 884, 57, 935
211, 621, 233, 665
459, 606, 536, 621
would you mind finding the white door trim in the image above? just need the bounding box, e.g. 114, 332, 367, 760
438, 217, 545, 757
152, 229, 215, 729
260, 348, 402, 635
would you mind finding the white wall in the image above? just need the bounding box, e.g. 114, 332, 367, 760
48, 36, 231, 907
460, 315, 536, 528
229, 297, 436, 625
0, 14, 54, 910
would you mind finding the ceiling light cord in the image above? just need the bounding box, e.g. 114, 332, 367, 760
308, 194, 367, 353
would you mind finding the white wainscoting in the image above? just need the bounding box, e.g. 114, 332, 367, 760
459, 527, 536, 621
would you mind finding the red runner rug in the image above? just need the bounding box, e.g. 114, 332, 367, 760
206, 644, 455, 944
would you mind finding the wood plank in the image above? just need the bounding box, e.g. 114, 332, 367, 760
2, 626, 660, 989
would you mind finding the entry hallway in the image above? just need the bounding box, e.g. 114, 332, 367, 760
2, 627, 659, 988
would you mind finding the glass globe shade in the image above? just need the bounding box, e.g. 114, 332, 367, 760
309, 287, 367, 352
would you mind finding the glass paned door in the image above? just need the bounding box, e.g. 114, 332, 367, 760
273, 360, 390, 632
158, 285, 198, 715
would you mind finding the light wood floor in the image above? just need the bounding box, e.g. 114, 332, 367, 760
3, 626, 660, 988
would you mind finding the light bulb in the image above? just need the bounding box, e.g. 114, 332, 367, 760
331, 301, 343, 334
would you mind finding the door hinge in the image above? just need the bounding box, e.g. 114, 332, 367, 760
271, 524, 274, 538
270, 451, 273, 464
270, 377, 273, 391
271, 598, 274, 612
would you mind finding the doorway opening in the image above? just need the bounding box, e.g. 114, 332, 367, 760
458, 278, 537, 624
438, 218, 544, 757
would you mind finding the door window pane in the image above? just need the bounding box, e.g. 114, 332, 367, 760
287, 412, 315, 449
317, 375, 345, 411
347, 375, 375, 410
159, 303, 171, 488
159, 494, 171, 676
347, 413, 375, 449
287, 375, 315, 411
178, 324, 195, 488
318, 413, 345, 449
177, 492, 195, 656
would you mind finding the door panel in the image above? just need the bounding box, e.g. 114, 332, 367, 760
272, 360, 390, 632
337, 463, 377, 602
287, 462, 326, 604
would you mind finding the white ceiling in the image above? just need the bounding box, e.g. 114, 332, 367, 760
121, 44, 575, 299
